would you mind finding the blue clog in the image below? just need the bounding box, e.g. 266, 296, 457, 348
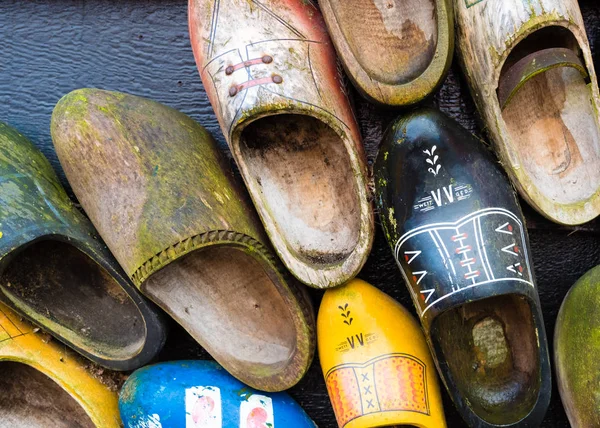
119, 361, 316, 427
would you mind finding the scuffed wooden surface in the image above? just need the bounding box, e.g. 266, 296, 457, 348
0, 0, 599, 426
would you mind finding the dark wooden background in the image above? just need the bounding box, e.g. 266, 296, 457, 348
1, 1, 600, 426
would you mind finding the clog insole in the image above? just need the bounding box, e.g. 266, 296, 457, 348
327, 0, 437, 84
431, 295, 540, 425
0, 240, 146, 360
0, 362, 94, 428
143, 246, 297, 376
240, 114, 360, 266
500, 42, 600, 206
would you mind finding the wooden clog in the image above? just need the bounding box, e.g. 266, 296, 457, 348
51, 89, 315, 392
319, 0, 453, 106
318, 278, 446, 428
455, 0, 600, 225
555, 265, 600, 427
0, 122, 166, 371
119, 360, 316, 427
189, 0, 374, 289
0, 300, 120, 427
374, 108, 551, 427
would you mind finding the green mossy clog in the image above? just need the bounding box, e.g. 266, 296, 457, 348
51, 88, 315, 392
555, 265, 600, 427
0, 122, 166, 371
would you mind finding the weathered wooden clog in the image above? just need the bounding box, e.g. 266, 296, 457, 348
455, 0, 600, 225
555, 265, 600, 427
189, 0, 374, 289
51, 88, 315, 392
119, 360, 316, 428
0, 122, 166, 371
318, 278, 446, 428
319, 0, 453, 106
374, 109, 551, 427
0, 300, 120, 427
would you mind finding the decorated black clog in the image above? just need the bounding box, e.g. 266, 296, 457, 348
374, 108, 551, 427
0, 122, 166, 371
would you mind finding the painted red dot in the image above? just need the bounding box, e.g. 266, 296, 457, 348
514, 246, 519, 253
508, 224, 513, 232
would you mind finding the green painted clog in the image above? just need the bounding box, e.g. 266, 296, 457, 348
555, 265, 600, 427
51, 88, 315, 392
0, 122, 166, 371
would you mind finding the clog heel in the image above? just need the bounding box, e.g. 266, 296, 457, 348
0, 300, 120, 427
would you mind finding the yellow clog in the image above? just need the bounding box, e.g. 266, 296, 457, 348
318, 279, 446, 428
0, 300, 121, 427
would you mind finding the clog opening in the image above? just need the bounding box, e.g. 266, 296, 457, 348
430, 294, 540, 425
327, 0, 437, 84
0, 362, 94, 428
499, 26, 600, 207
240, 114, 360, 266
143, 246, 298, 383
0, 239, 146, 361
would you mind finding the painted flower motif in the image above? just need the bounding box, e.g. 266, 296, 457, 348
423, 146, 441, 176
246, 407, 268, 428
192, 395, 215, 426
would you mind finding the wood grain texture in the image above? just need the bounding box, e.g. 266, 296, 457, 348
0, 0, 599, 426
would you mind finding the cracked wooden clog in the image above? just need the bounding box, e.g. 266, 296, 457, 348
319, 0, 453, 106
455, 0, 600, 225
0, 122, 166, 371
0, 300, 120, 427
318, 278, 446, 428
189, 0, 374, 289
119, 360, 316, 427
374, 109, 551, 427
555, 265, 600, 427
51, 89, 315, 392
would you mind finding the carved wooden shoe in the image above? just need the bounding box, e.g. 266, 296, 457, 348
189, 0, 374, 289
374, 108, 551, 427
0, 300, 120, 427
555, 265, 600, 427
0, 122, 166, 371
319, 0, 453, 106
119, 361, 316, 427
455, 0, 600, 225
51, 89, 315, 392
318, 278, 447, 428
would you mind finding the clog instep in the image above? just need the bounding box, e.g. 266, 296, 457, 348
375, 108, 551, 427
455, 0, 600, 225
189, 0, 374, 289
51, 89, 315, 392
0, 122, 166, 371
0, 300, 120, 427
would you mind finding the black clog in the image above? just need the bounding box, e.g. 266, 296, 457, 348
374, 108, 551, 427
